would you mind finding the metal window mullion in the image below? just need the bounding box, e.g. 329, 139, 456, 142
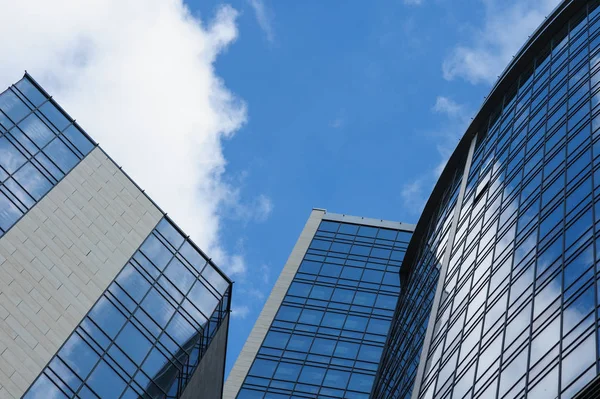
411, 135, 478, 399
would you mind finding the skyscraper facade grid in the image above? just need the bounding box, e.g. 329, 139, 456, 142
23, 217, 231, 399
0, 74, 232, 399
374, 1, 600, 399
224, 210, 414, 399
9, 1, 600, 399
371, 164, 465, 399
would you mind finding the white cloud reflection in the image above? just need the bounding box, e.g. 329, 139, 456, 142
426, 157, 597, 398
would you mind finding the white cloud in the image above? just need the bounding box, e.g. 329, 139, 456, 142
433, 96, 467, 120
404, 0, 423, 5
328, 109, 347, 130
401, 96, 470, 213
0, 0, 271, 278
259, 263, 271, 285
230, 262, 271, 317
431, 96, 471, 175
442, 0, 561, 84
401, 179, 428, 214
330, 117, 345, 129
226, 192, 273, 224
237, 287, 265, 301
231, 305, 250, 319
248, 0, 275, 43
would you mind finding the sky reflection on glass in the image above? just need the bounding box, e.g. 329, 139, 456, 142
0, 75, 94, 238
237, 220, 411, 399
24, 217, 231, 399
419, 4, 600, 398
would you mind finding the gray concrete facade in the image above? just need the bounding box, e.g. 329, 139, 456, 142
0, 147, 162, 398
223, 209, 326, 398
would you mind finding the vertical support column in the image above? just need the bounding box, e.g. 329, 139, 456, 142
411, 135, 478, 399
222, 209, 325, 398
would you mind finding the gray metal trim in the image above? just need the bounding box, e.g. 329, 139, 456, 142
321, 210, 416, 231
410, 135, 477, 399
222, 209, 326, 398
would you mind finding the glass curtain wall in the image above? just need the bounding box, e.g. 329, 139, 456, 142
0, 75, 95, 237
419, 3, 600, 399
236, 220, 412, 399
372, 165, 464, 399
24, 217, 231, 399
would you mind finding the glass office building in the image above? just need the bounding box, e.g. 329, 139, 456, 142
223, 209, 414, 399
372, 167, 465, 399
24, 218, 231, 399
375, 1, 600, 398
0, 75, 94, 237
0, 74, 231, 399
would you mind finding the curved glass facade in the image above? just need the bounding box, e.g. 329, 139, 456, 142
374, 1, 600, 399
372, 164, 464, 399
414, 2, 600, 399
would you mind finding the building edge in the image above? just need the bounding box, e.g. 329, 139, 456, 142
22, 72, 232, 286
401, 0, 582, 282
222, 209, 325, 398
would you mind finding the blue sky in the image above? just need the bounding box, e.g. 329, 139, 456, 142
184, 0, 562, 377
0, 0, 561, 382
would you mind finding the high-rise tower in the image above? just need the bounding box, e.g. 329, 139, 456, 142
0, 74, 231, 399
224, 209, 414, 399
374, 1, 600, 398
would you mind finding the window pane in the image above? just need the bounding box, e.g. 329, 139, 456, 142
561, 333, 595, 388
89, 297, 126, 339
24, 374, 68, 399
334, 341, 360, 359
188, 281, 218, 315
264, 331, 290, 349
0, 137, 26, 173
86, 361, 126, 398
274, 362, 301, 381
0, 192, 22, 231
13, 163, 52, 200
348, 373, 375, 393
323, 369, 350, 388
40, 102, 70, 131
249, 359, 278, 378
59, 334, 99, 380
287, 334, 313, 352
19, 114, 55, 148
140, 235, 173, 270
15, 78, 46, 107
165, 258, 195, 294
44, 137, 78, 173
0, 90, 30, 122
202, 265, 229, 295
310, 338, 336, 356
116, 322, 152, 364
141, 288, 176, 328
298, 365, 325, 385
